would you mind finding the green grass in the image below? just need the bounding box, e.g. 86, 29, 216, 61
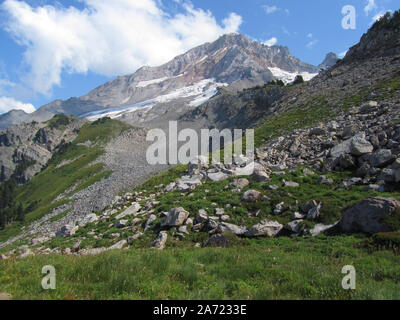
254, 96, 332, 147
1, 235, 400, 300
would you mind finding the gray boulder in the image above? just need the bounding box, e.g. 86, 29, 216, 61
231, 178, 250, 189
115, 202, 141, 220
307, 203, 322, 220
161, 207, 190, 227
285, 220, 304, 234
339, 197, 400, 234
244, 220, 283, 238
207, 171, 229, 182
151, 231, 168, 250
217, 222, 247, 235
350, 136, 373, 156
369, 149, 394, 168
241, 190, 261, 202
78, 213, 99, 227
109, 240, 127, 250
56, 225, 79, 237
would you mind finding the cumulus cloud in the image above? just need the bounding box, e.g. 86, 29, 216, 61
1, 0, 242, 95
0, 96, 35, 114
364, 0, 377, 16
263, 37, 278, 46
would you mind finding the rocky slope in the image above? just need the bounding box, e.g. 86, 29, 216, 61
1, 13, 400, 256
3, 94, 400, 257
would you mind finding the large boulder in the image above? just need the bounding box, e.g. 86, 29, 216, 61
204, 234, 231, 248
151, 231, 168, 250
56, 224, 79, 237
115, 202, 141, 220
369, 150, 394, 168
350, 136, 373, 156
217, 222, 247, 235
252, 166, 270, 183
307, 203, 322, 220
161, 207, 190, 228
244, 220, 283, 238
241, 190, 261, 202
78, 213, 99, 227
231, 178, 250, 189
109, 240, 127, 250
177, 175, 202, 192
339, 197, 400, 234
285, 220, 304, 234
330, 139, 352, 158
188, 155, 209, 175
207, 171, 229, 182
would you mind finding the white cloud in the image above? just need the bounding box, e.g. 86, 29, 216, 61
263, 37, 278, 46
263, 5, 278, 14
1, 0, 242, 95
262, 5, 289, 15
306, 39, 318, 49
364, 0, 378, 16
0, 96, 35, 114
307, 33, 313, 38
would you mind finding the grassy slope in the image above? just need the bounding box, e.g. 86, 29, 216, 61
0, 118, 130, 243
1, 236, 400, 299
1, 77, 400, 300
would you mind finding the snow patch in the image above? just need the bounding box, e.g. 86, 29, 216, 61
83, 78, 228, 121
136, 77, 170, 88
268, 67, 318, 84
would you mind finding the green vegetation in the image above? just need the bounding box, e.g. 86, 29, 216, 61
1, 236, 400, 300
0, 180, 24, 228
254, 96, 331, 147
0, 118, 130, 242
46, 114, 72, 129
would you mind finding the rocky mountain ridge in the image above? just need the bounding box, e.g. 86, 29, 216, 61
0, 33, 324, 129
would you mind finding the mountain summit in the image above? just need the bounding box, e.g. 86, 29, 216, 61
0, 33, 320, 129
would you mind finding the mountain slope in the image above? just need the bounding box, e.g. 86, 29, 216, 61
0, 34, 320, 129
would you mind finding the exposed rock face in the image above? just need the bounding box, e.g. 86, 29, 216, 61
0, 117, 84, 182
339, 197, 400, 234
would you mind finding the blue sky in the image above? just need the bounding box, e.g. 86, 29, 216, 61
0, 0, 397, 114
